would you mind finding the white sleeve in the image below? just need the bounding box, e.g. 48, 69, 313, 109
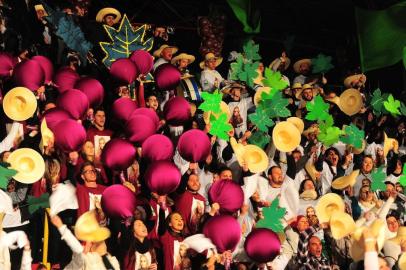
377, 196, 395, 220
19, 249, 32, 270
57, 225, 84, 254
0, 122, 22, 153
200, 71, 213, 92
364, 251, 379, 270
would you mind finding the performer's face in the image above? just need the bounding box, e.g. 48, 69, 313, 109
178, 59, 189, 69
169, 213, 184, 232
187, 174, 200, 192
94, 110, 106, 128
133, 220, 148, 238
299, 62, 310, 74
147, 96, 159, 111
103, 15, 116, 27
81, 165, 97, 183
161, 48, 173, 61
205, 59, 217, 70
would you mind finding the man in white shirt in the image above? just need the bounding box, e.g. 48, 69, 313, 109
200, 53, 224, 92
153, 44, 178, 71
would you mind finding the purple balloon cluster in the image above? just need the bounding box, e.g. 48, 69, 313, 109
0, 52, 15, 78
101, 184, 136, 219
110, 50, 154, 84
208, 180, 244, 214
244, 229, 281, 263
203, 215, 241, 253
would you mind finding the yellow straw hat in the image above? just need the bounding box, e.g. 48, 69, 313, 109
203, 101, 231, 124
269, 57, 291, 71
305, 162, 319, 181
389, 226, 406, 244
230, 137, 269, 173
331, 170, 360, 190
346, 139, 366, 155
74, 210, 111, 242
34, 4, 48, 16
399, 252, 406, 270
343, 74, 366, 88
295, 84, 319, 100
171, 53, 195, 65
272, 121, 301, 153
328, 88, 363, 116
330, 211, 356, 240
95, 7, 121, 24
153, 44, 178, 58
302, 124, 320, 137
315, 193, 345, 223
7, 148, 45, 184
293, 58, 312, 73
350, 219, 385, 261
383, 132, 399, 157
287, 117, 304, 134
3, 87, 37, 121
200, 53, 223, 69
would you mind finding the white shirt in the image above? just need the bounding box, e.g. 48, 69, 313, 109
228, 97, 254, 136
200, 69, 224, 92
153, 58, 168, 71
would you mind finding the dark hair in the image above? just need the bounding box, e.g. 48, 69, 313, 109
79, 161, 95, 175
94, 107, 105, 114
298, 179, 317, 195
217, 164, 232, 175
324, 147, 341, 166
267, 165, 281, 176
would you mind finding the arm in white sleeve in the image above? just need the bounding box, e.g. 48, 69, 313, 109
364, 251, 379, 270
377, 196, 395, 220
19, 249, 32, 270
0, 122, 22, 153
58, 225, 84, 254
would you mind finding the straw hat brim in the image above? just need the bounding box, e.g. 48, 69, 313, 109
221, 83, 247, 95
74, 211, 111, 242
287, 117, 304, 134
153, 45, 179, 58
269, 57, 291, 71
399, 253, 406, 270
346, 140, 366, 155
330, 211, 356, 240
8, 148, 45, 184
293, 58, 312, 73
171, 54, 195, 65
383, 132, 399, 157
230, 137, 245, 166
305, 162, 318, 181
350, 219, 385, 261
331, 169, 360, 190
343, 74, 366, 88
295, 87, 318, 100
203, 101, 230, 124
200, 57, 223, 69
338, 88, 363, 116
3, 87, 37, 121
315, 193, 345, 223
96, 8, 122, 24
242, 145, 269, 173
272, 121, 301, 153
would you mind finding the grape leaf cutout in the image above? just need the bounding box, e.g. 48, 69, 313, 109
262, 68, 289, 90
27, 193, 50, 214
318, 115, 334, 134
239, 62, 260, 88
209, 113, 232, 140
243, 39, 261, 61
399, 164, 406, 187
0, 163, 17, 189
248, 130, 271, 148
256, 198, 286, 233
100, 15, 154, 67
257, 91, 291, 118
230, 54, 245, 81
249, 109, 275, 132
311, 53, 334, 74
199, 90, 223, 113
317, 126, 344, 147
383, 94, 401, 116
340, 124, 365, 149
369, 88, 389, 116
371, 166, 387, 192
305, 95, 330, 121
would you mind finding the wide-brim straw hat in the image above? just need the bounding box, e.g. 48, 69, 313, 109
230, 138, 269, 173
200, 53, 223, 69
95, 8, 121, 24
389, 226, 406, 244
221, 82, 247, 95
343, 74, 367, 88
3, 87, 37, 121
269, 57, 291, 71
350, 219, 385, 261
34, 4, 48, 16
203, 101, 231, 124
74, 210, 111, 242
331, 169, 360, 190
346, 139, 366, 155
287, 117, 304, 134
293, 58, 312, 73
272, 121, 301, 153
330, 211, 356, 240
305, 162, 319, 181
383, 132, 399, 157
8, 148, 45, 184
399, 252, 406, 270
39, 119, 54, 154
171, 53, 195, 65
295, 84, 318, 100
153, 44, 178, 58
315, 193, 345, 223
328, 88, 363, 116
302, 125, 320, 137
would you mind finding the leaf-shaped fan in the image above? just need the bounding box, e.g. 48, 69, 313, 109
311, 53, 334, 74
371, 166, 387, 192
256, 198, 286, 233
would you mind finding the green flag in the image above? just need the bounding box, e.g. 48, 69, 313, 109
355, 2, 406, 72
227, 0, 261, 34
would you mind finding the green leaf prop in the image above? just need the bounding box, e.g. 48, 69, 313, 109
383, 94, 401, 116
256, 198, 286, 233
199, 90, 223, 113
257, 91, 291, 118
371, 166, 387, 192
100, 14, 154, 67
318, 115, 334, 134
305, 95, 330, 121
262, 68, 289, 90
317, 126, 344, 147
27, 193, 50, 214
230, 54, 244, 81
249, 109, 275, 132
399, 164, 406, 187
248, 130, 271, 148
0, 164, 17, 189
311, 53, 334, 74
340, 124, 365, 149
369, 88, 389, 116
243, 39, 261, 61
400, 102, 406, 116
209, 113, 233, 140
